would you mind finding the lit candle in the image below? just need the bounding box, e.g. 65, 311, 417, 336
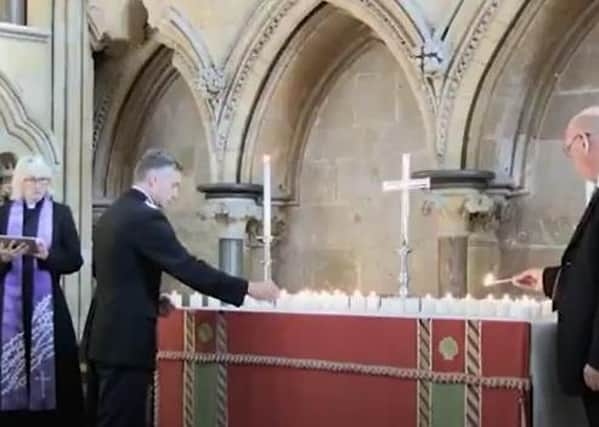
404, 297, 420, 315
464, 294, 479, 317
498, 294, 511, 318
366, 291, 380, 313
276, 289, 290, 311
541, 299, 553, 318
168, 290, 183, 308
263, 155, 272, 281
420, 294, 435, 316
189, 292, 203, 309
350, 290, 366, 313
480, 294, 497, 317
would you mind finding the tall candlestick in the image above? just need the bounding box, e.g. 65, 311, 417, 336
263, 155, 272, 281
401, 153, 410, 244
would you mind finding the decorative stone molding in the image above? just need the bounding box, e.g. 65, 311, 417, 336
0, 22, 50, 43
142, 2, 223, 116
0, 70, 58, 164
436, 0, 500, 162
87, 2, 108, 51
195, 66, 226, 111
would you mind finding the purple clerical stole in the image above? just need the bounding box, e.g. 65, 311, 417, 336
0, 198, 56, 410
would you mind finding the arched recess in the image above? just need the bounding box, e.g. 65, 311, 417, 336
92, 38, 217, 282
461, 0, 599, 278
240, 3, 437, 295
220, 0, 437, 181
464, 0, 596, 186
0, 70, 58, 164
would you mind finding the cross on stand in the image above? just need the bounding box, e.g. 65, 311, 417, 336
382, 153, 430, 297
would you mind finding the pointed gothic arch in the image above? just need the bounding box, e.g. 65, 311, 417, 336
0, 70, 57, 164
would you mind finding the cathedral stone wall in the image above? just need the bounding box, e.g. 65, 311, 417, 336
6, 0, 599, 329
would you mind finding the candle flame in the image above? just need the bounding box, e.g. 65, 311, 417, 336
263, 154, 271, 163
483, 273, 495, 287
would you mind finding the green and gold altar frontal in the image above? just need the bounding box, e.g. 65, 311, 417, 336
155, 309, 530, 427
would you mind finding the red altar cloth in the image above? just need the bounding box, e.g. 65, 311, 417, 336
156, 309, 530, 427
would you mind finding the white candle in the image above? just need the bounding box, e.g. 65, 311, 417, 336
404, 297, 420, 315
498, 294, 511, 318
276, 290, 290, 311
380, 297, 403, 314
332, 290, 348, 312
480, 294, 497, 317
366, 291, 380, 312
420, 294, 435, 316
464, 294, 479, 317
541, 299, 553, 318
435, 293, 452, 316
350, 290, 366, 313
208, 296, 220, 308
168, 290, 183, 308
189, 292, 203, 309
263, 155, 272, 281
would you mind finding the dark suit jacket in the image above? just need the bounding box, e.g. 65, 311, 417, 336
83, 189, 248, 369
542, 190, 599, 395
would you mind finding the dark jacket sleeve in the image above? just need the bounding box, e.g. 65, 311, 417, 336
133, 210, 248, 306
542, 266, 560, 300
39, 204, 84, 275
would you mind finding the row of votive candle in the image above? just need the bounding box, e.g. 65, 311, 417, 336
167, 290, 555, 321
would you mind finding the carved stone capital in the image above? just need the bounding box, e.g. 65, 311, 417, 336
197, 184, 286, 243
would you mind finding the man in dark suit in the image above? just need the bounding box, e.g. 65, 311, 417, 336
83, 149, 280, 427
513, 107, 599, 426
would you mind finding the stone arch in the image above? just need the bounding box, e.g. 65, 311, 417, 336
463, 0, 598, 187
436, 0, 530, 167
141, 2, 219, 149
220, 0, 437, 182
239, 5, 392, 202
0, 70, 57, 164
94, 44, 212, 198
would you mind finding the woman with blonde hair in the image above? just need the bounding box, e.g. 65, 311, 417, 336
0, 155, 84, 425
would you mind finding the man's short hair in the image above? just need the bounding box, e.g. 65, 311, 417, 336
133, 149, 183, 182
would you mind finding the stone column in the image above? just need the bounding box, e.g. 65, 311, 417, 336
1, 0, 25, 25
197, 184, 264, 280
413, 170, 505, 298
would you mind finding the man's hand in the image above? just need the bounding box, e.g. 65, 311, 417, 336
584, 364, 599, 391
511, 268, 543, 292
248, 280, 280, 302
158, 294, 176, 317
0, 241, 27, 263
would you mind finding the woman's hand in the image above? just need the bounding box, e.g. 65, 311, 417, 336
34, 239, 49, 260
0, 241, 28, 263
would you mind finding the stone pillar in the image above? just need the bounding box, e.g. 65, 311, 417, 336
1, 0, 25, 25
413, 170, 505, 298
197, 184, 264, 280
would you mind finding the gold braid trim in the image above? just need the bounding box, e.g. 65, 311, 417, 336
157, 351, 530, 391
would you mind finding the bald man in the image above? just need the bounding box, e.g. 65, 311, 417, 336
513, 106, 599, 426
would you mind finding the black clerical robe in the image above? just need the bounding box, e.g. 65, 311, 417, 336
542, 189, 599, 395
0, 199, 84, 425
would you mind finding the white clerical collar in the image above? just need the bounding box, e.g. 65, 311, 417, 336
132, 185, 159, 209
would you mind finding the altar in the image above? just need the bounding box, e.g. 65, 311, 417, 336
153, 293, 587, 427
